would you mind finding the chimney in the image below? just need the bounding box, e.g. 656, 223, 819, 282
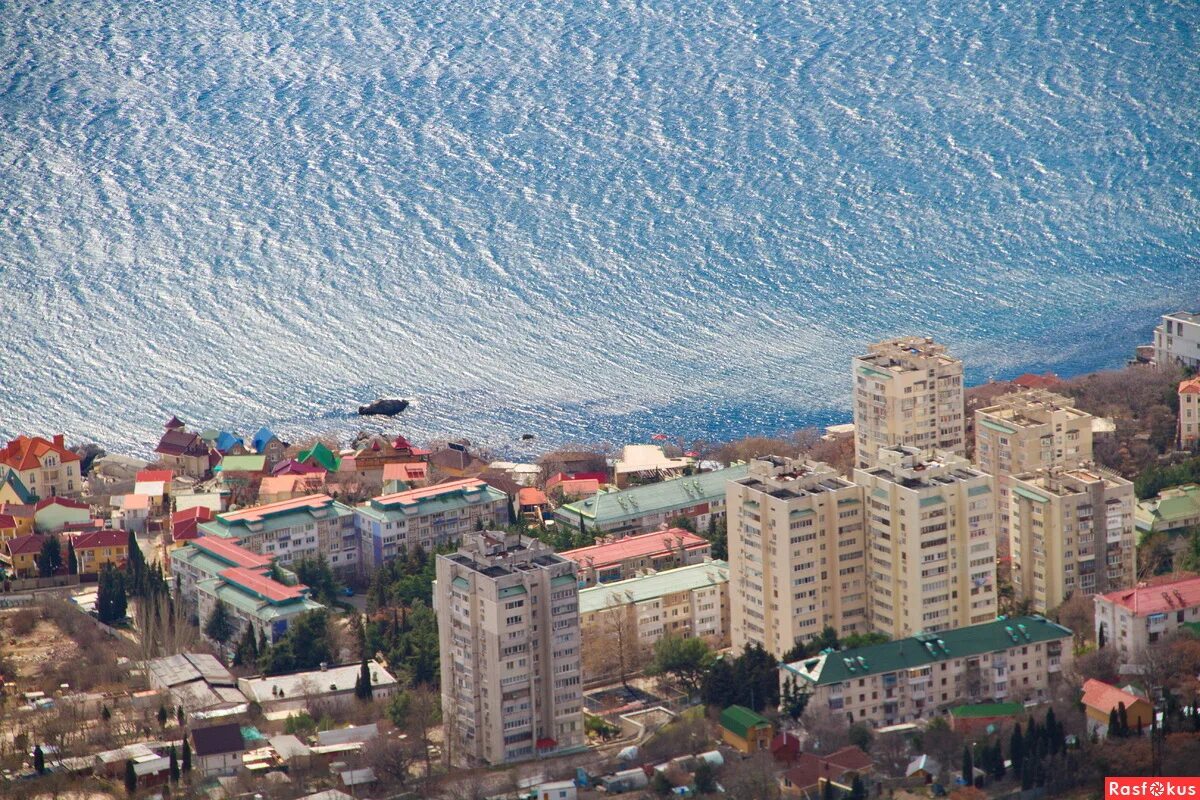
53, 434, 64, 448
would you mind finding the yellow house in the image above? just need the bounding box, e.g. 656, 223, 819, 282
1082, 679, 1154, 738
0, 504, 35, 538
71, 531, 129, 575
0, 435, 84, 498
2, 534, 56, 578
0, 470, 35, 506
719, 705, 774, 754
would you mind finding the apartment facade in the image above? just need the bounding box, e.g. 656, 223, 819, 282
1152, 310, 1200, 370
1180, 378, 1200, 449
728, 457, 868, 659
1094, 574, 1200, 659
435, 531, 583, 766
852, 337, 965, 469
1008, 466, 1135, 612
554, 464, 749, 538
975, 390, 1094, 546
560, 528, 711, 587
854, 447, 997, 638
781, 616, 1073, 728
577, 560, 730, 683
354, 479, 510, 571
0, 435, 83, 499
198, 494, 358, 575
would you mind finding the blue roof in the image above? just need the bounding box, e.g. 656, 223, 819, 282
214, 431, 244, 453
252, 426, 278, 453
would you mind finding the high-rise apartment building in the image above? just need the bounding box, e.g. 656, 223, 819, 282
1008, 465, 1135, 612
975, 390, 1094, 547
854, 446, 996, 638
728, 457, 868, 659
435, 531, 582, 766
852, 337, 965, 469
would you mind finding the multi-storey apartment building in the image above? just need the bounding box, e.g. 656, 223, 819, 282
560, 528, 711, 588
852, 337, 965, 469
554, 464, 749, 538
1152, 310, 1200, 370
1180, 378, 1200, 449
727, 457, 868, 659
435, 531, 583, 766
1008, 466, 1135, 612
1094, 574, 1200, 659
198, 494, 358, 575
780, 616, 1073, 728
975, 390, 1094, 547
854, 447, 997, 638
354, 479, 510, 570
0, 434, 83, 499
578, 560, 730, 683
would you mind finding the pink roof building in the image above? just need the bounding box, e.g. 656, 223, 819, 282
560, 528, 712, 587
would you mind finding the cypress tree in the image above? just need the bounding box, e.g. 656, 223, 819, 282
67, 538, 78, 576
33, 744, 45, 775
357, 657, 373, 700
962, 745, 974, 785
124, 759, 137, 795
169, 746, 179, 783
1020, 757, 1034, 790
182, 738, 191, 773
1108, 708, 1120, 738
177, 706, 184, 726
992, 741, 1006, 780
823, 778, 834, 800
849, 775, 866, 800
1010, 722, 1024, 771
1118, 702, 1129, 737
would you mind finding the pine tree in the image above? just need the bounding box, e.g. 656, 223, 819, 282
97, 564, 128, 624
1020, 757, 1034, 790
182, 738, 191, 773
37, 535, 62, 577
1010, 722, 1024, 771
203, 601, 235, 644
124, 758, 137, 795
33, 744, 45, 774
169, 746, 179, 783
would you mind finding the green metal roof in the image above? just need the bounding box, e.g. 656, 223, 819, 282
919, 495, 945, 508
1014, 486, 1050, 504
968, 485, 991, 497
218, 455, 267, 472
950, 702, 1024, 719
1137, 485, 1200, 531
719, 705, 771, 739
557, 465, 749, 527
781, 615, 1072, 687
579, 560, 729, 614
980, 419, 1017, 435
298, 442, 340, 472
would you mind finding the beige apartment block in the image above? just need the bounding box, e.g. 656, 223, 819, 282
852, 337, 965, 469
1009, 466, 1135, 613
854, 446, 997, 638
435, 531, 583, 766
975, 390, 1094, 546
1180, 378, 1200, 450
728, 457, 868, 659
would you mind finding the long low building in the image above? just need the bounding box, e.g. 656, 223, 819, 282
238, 660, 400, 713
560, 528, 712, 587
554, 464, 749, 538
780, 616, 1073, 728
578, 560, 730, 683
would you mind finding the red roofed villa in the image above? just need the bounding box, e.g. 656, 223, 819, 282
0, 434, 82, 498
560, 528, 712, 587
1094, 573, 1200, 657
1081, 679, 1153, 739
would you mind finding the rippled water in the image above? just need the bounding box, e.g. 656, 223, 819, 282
1, 0, 1198, 456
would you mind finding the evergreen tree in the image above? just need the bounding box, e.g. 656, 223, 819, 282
991, 741, 1006, 780
1020, 757, 1034, 790
355, 657, 373, 700
1010, 722, 1024, 772
694, 760, 717, 794
177, 706, 184, 726
700, 655, 736, 708
33, 744, 45, 774
124, 759, 137, 795
823, 778, 835, 800
203, 601, 235, 644
1118, 701, 1130, 737
182, 738, 191, 773
1108, 708, 1120, 738
169, 746, 179, 783
37, 535, 62, 577
102, 705, 111, 722
849, 775, 866, 800
97, 563, 127, 624
157, 704, 168, 729
962, 745, 974, 785
67, 538, 78, 576
126, 529, 146, 595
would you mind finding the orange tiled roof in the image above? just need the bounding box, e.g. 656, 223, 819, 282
218, 493, 335, 522
374, 478, 488, 505
135, 469, 175, 483
1180, 378, 1200, 395
518, 487, 549, 507
0, 436, 80, 471
1081, 679, 1147, 715
560, 528, 710, 569
382, 462, 428, 482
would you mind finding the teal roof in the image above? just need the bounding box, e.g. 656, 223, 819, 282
720, 705, 771, 739
579, 560, 729, 614
782, 615, 1071, 687
197, 577, 324, 621
199, 499, 353, 538
557, 465, 749, 527
298, 442, 340, 472
1, 469, 34, 504
951, 702, 1024, 719
172, 546, 239, 581
1137, 484, 1200, 532
354, 482, 507, 523
218, 454, 267, 473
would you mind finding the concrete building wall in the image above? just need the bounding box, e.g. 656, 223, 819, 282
1153, 311, 1200, 370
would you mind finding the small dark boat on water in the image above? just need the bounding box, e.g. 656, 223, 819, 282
357, 398, 409, 417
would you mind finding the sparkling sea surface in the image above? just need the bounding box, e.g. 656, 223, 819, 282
1, 0, 1198, 456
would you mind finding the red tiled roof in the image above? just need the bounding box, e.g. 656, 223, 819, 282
782, 747, 872, 791
560, 528, 710, 570
382, 462, 428, 482
1082, 679, 1148, 715
4, 534, 47, 556
219, 567, 305, 603
218, 493, 335, 523
1098, 574, 1200, 616
1180, 378, 1200, 395
518, 487, 549, 507
155, 429, 208, 458
826, 746, 873, 773
0, 503, 34, 519
374, 478, 490, 506
35, 496, 88, 511
135, 469, 174, 483
71, 530, 128, 550
0, 435, 80, 471
1012, 372, 1063, 390
172, 507, 215, 541
0, 514, 16, 529
191, 536, 272, 569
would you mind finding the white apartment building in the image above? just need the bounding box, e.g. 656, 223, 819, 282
728, 457, 869, 659
435, 531, 583, 766
1094, 574, 1200, 659
975, 390, 1094, 546
1009, 466, 1135, 613
852, 337, 965, 469
1152, 310, 1200, 370
854, 446, 997, 638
